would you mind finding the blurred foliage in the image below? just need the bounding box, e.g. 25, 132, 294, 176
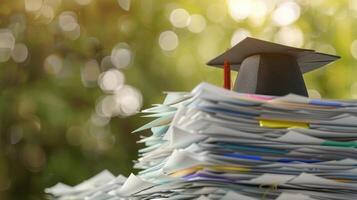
0, 0, 357, 199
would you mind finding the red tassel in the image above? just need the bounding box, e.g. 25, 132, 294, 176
223, 60, 231, 90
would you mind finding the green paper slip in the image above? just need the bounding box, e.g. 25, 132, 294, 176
322, 141, 357, 148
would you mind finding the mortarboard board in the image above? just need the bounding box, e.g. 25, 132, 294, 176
207, 37, 340, 97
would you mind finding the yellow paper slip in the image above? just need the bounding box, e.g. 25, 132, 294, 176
170, 166, 202, 177
259, 119, 309, 129
170, 165, 250, 178
209, 165, 250, 172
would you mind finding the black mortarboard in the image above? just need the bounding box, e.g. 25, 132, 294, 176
207, 37, 340, 97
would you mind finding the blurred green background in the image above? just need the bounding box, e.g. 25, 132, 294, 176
1, 0, 357, 199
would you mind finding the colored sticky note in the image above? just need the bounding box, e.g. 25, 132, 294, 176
259, 119, 309, 129
322, 141, 357, 148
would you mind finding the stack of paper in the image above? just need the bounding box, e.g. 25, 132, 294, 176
45, 170, 127, 199
47, 83, 357, 200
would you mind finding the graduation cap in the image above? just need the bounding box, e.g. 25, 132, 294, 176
207, 37, 340, 97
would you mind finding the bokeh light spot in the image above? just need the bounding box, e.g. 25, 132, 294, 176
187, 14, 206, 33
38, 5, 55, 24
159, 31, 178, 51
25, 0, 43, 12
59, 11, 78, 32
96, 95, 118, 118
98, 69, 125, 93
0, 29, 15, 63
11, 43, 28, 63
111, 43, 132, 69
227, 0, 253, 21
1, 29, 16, 47
95, 85, 142, 118
90, 113, 110, 127
273, 1, 301, 26
101, 55, 115, 71
170, 8, 190, 28
44, 54, 63, 75
275, 26, 304, 48
114, 85, 143, 117
117, 0, 131, 11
